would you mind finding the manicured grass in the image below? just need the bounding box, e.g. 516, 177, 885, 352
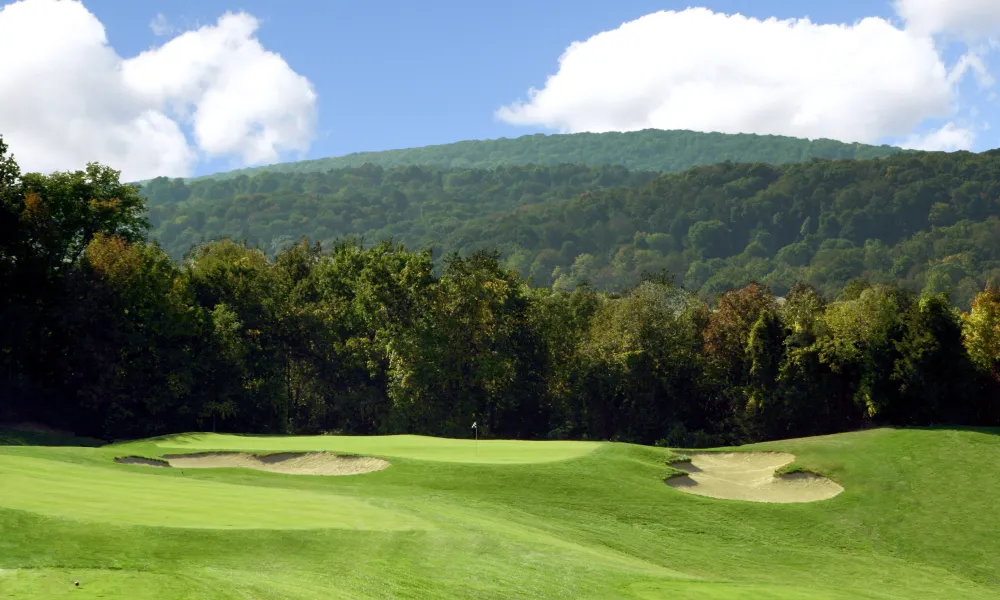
0, 428, 997, 599
149, 432, 600, 463
0, 455, 424, 530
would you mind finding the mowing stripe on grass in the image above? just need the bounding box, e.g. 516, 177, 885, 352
0, 455, 426, 530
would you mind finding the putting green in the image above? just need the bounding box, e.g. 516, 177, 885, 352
151, 433, 600, 464
0, 455, 424, 530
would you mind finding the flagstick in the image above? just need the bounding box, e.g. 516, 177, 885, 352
472, 421, 478, 458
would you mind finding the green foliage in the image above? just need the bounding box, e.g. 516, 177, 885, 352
0, 138, 152, 429
176, 128, 907, 181
3, 135, 1000, 447
137, 150, 1000, 309
141, 163, 658, 265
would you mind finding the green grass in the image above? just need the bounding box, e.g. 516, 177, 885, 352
0, 428, 998, 599
148, 432, 600, 463
0, 455, 424, 530
0, 428, 103, 447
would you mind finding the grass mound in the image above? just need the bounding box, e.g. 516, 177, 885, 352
665, 452, 844, 503
149, 432, 599, 463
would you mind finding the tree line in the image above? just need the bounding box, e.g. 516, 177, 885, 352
2, 138, 998, 443
188, 128, 906, 181
146, 149, 1000, 311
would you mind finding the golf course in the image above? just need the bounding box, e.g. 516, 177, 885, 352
0, 427, 997, 599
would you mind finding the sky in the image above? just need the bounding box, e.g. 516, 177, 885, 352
1, 0, 999, 180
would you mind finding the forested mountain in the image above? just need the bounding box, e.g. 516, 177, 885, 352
147, 150, 1000, 309
4, 135, 1000, 445
143, 163, 658, 258
187, 129, 907, 181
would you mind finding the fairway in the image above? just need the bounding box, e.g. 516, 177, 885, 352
0, 455, 423, 530
150, 432, 600, 464
1, 428, 998, 599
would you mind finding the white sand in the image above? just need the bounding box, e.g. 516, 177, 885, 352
117, 452, 390, 476
666, 452, 843, 503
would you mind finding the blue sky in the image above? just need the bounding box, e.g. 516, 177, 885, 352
1, 0, 998, 178
84, 0, 904, 164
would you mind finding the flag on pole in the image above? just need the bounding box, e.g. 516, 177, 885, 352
471, 422, 477, 429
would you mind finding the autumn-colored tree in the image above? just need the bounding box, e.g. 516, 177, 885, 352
5, 129, 1000, 442
962, 285, 1000, 380
961, 285, 1000, 422
52, 234, 204, 436
703, 282, 778, 382
0, 140, 150, 427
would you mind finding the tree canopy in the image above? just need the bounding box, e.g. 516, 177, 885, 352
176, 129, 907, 182
1, 136, 997, 446
145, 149, 1000, 309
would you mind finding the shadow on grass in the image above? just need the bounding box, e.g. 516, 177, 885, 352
0, 427, 104, 447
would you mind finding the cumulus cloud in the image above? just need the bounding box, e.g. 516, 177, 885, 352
895, 0, 1000, 37
123, 11, 317, 167
0, 0, 317, 180
900, 122, 976, 151
497, 8, 975, 147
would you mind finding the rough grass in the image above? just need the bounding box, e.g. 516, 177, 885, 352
0, 428, 997, 599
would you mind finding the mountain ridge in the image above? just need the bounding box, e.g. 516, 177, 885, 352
166, 128, 911, 183
143, 149, 1000, 308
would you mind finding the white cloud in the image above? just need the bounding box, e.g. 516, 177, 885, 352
900, 122, 976, 151
0, 0, 317, 180
149, 12, 173, 37
123, 11, 317, 167
950, 49, 995, 88
895, 0, 1000, 38
497, 8, 972, 146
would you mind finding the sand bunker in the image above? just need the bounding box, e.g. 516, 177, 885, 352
665, 452, 842, 503
116, 452, 390, 476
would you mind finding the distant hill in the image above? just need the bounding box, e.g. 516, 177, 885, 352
186, 129, 909, 181
145, 150, 1000, 308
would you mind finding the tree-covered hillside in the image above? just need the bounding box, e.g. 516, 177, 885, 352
146, 150, 1000, 309
188, 129, 908, 181
143, 163, 658, 257
5, 134, 1000, 446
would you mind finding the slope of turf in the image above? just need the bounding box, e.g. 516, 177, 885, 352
0, 454, 421, 530
1, 428, 997, 599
